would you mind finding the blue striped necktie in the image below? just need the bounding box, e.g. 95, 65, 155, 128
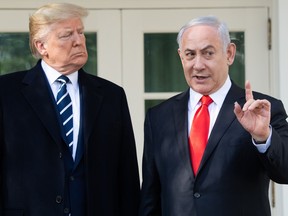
56, 75, 73, 154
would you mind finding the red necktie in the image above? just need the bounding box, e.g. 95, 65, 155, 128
189, 95, 213, 175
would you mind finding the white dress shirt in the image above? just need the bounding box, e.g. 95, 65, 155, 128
41, 60, 80, 160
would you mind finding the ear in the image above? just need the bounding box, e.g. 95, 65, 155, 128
178, 48, 184, 60
226, 43, 236, 66
35, 40, 48, 56
177, 48, 185, 67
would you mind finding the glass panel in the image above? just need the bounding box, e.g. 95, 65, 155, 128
229, 32, 245, 88
83, 32, 97, 75
0, 32, 97, 75
0, 33, 35, 74
144, 33, 187, 92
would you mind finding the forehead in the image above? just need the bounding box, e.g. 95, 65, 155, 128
181, 25, 222, 50
50, 18, 84, 31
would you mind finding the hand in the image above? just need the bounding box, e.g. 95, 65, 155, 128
234, 80, 271, 142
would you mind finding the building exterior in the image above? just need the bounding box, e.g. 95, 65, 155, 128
0, 0, 287, 215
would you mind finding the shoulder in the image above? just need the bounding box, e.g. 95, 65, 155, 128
0, 70, 28, 89
78, 70, 126, 99
146, 89, 189, 119
80, 70, 122, 88
252, 91, 283, 108
253, 92, 287, 119
0, 70, 27, 81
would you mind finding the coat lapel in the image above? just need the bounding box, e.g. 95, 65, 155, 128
77, 70, 103, 163
21, 62, 63, 147
198, 83, 245, 173
173, 90, 194, 177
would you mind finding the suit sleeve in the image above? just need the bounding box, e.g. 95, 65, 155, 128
257, 99, 288, 183
139, 110, 162, 216
118, 88, 141, 215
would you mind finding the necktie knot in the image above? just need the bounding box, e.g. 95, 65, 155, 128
201, 95, 213, 106
57, 75, 70, 84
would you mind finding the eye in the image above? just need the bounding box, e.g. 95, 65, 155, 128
184, 51, 196, 60
59, 32, 72, 39
203, 50, 214, 59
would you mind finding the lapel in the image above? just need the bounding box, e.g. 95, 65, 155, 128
21, 61, 63, 148
198, 82, 246, 174
75, 70, 103, 166
173, 89, 194, 177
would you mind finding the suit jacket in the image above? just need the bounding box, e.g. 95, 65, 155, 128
0, 61, 140, 216
139, 82, 288, 216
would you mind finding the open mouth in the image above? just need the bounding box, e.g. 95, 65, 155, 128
194, 75, 209, 80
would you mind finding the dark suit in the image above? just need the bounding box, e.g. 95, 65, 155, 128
0, 61, 140, 216
140, 82, 288, 216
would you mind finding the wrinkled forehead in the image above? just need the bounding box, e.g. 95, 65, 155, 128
49, 18, 84, 31
181, 25, 223, 49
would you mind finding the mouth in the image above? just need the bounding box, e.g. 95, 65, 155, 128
73, 52, 86, 56
193, 75, 209, 80
71, 52, 87, 59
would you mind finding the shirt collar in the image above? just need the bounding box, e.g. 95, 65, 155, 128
189, 76, 232, 110
41, 60, 78, 90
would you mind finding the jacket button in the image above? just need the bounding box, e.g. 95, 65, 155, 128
64, 208, 70, 214
194, 192, 201, 198
56, 195, 63, 203
59, 152, 63, 159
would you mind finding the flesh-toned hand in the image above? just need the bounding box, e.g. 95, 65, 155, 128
234, 81, 271, 142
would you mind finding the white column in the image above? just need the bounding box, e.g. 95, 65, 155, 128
278, 0, 288, 215
279, 0, 288, 107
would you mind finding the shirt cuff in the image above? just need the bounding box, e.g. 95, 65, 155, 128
252, 126, 272, 153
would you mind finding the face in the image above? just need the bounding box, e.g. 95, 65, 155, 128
178, 25, 236, 95
36, 18, 88, 74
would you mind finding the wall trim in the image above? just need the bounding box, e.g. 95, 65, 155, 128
0, 0, 272, 10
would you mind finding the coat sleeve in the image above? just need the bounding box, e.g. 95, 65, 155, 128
139, 110, 162, 216
257, 98, 288, 183
118, 88, 141, 215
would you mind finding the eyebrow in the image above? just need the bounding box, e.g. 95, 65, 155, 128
184, 45, 215, 52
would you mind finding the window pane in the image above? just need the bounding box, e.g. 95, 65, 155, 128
229, 32, 245, 88
0, 32, 97, 75
0, 33, 35, 75
83, 32, 97, 75
144, 33, 187, 92
144, 32, 245, 94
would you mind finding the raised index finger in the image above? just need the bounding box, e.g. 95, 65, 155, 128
245, 80, 254, 101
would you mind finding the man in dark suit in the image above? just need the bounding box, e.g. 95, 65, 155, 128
0, 3, 140, 216
139, 16, 288, 216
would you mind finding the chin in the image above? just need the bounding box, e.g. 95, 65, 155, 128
73, 57, 88, 67
191, 86, 212, 95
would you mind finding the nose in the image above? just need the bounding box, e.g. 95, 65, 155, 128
73, 33, 85, 46
193, 55, 205, 71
